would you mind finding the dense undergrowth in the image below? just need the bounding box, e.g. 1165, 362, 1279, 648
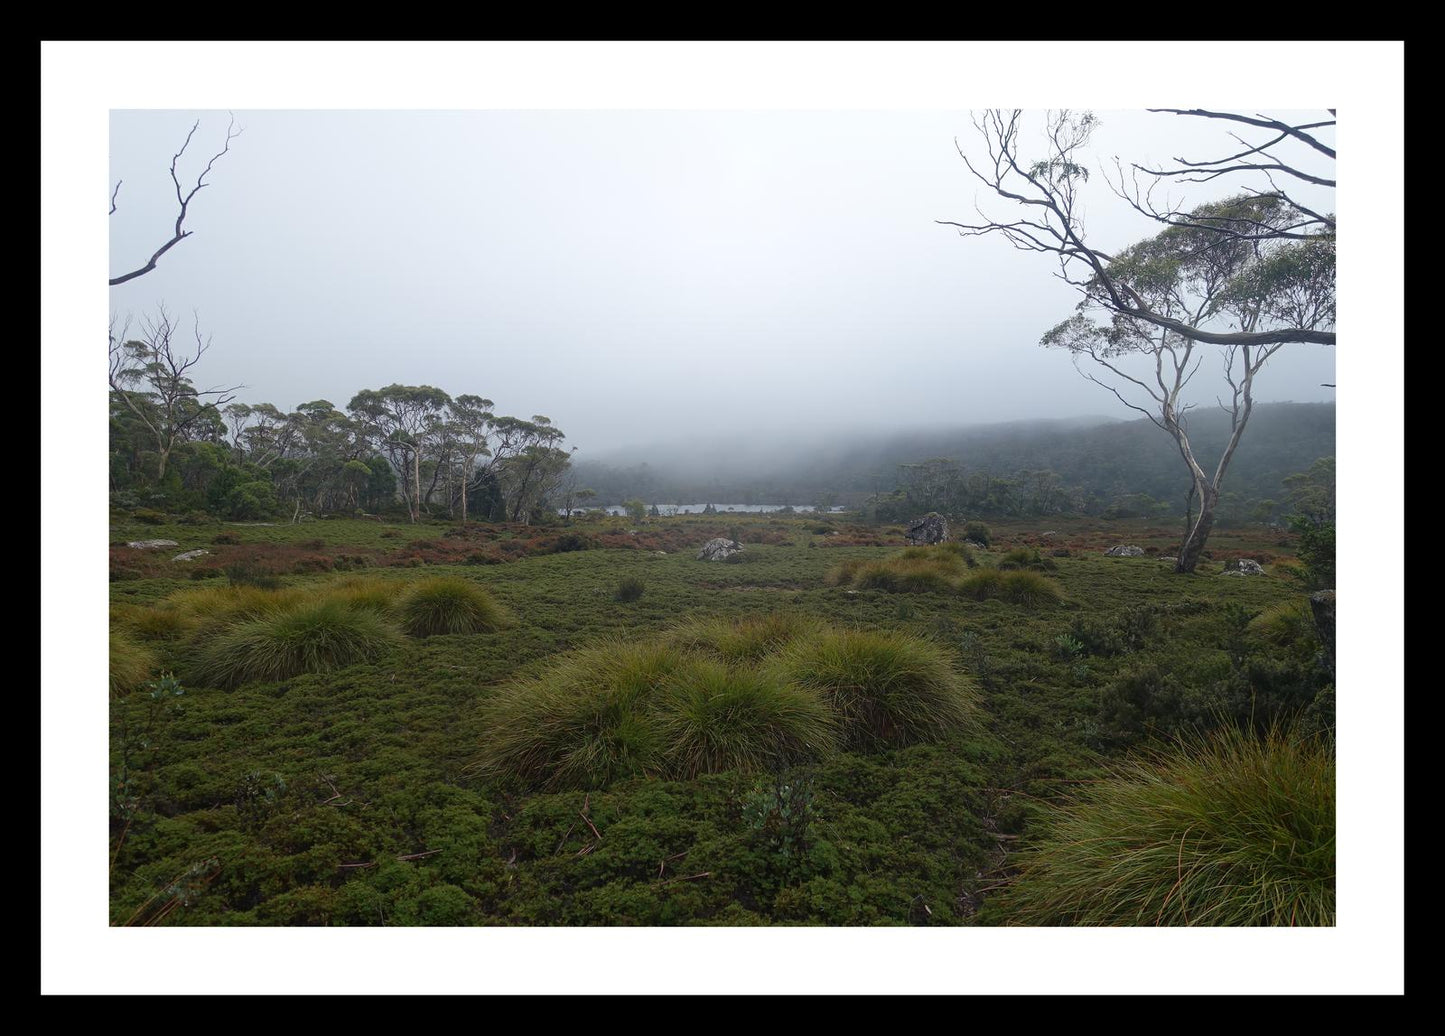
108, 512, 1333, 926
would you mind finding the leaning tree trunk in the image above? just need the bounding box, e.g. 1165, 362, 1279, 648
1176, 481, 1218, 574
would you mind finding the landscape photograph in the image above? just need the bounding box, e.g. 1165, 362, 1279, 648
42, 42, 1403, 995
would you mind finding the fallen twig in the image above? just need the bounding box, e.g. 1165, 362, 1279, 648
656, 871, 711, 888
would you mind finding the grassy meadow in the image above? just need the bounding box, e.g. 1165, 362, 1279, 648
108, 511, 1332, 926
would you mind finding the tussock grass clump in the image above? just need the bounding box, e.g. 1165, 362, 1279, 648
323, 576, 398, 615
830, 546, 972, 594
477, 641, 692, 789
191, 599, 402, 689
959, 568, 1061, 606
773, 630, 975, 750
1000, 726, 1335, 926
164, 584, 309, 627
668, 612, 827, 665
113, 603, 199, 642
614, 576, 645, 603
1251, 601, 1317, 655
398, 577, 509, 637
110, 634, 158, 696
657, 661, 838, 779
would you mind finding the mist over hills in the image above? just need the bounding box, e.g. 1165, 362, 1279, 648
571, 403, 1335, 516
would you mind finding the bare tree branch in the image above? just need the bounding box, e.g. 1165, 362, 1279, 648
109, 114, 242, 287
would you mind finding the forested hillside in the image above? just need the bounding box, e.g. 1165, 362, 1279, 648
572, 402, 1334, 520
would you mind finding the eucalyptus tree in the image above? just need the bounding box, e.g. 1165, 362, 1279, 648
942, 110, 1335, 572
347, 385, 453, 523
107, 306, 240, 483
1037, 193, 1334, 571
446, 394, 496, 525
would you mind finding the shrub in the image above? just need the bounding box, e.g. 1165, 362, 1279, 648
998, 726, 1335, 926
998, 547, 1057, 572
614, 576, 646, 603
211, 531, 242, 545
549, 533, 597, 554
962, 521, 991, 546
224, 560, 283, 590
773, 630, 975, 750
190, 599, 401, 689
110, 635, 158, 696
133, 508, 167, 525
1097, 664, 1185, 738
656, 661, 838, 779
667, 613, 825, 665
399, 577, 509, 637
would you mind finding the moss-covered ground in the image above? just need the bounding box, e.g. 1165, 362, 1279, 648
108, 512, 1320, 926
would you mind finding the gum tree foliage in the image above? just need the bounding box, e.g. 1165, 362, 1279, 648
941, 110, 1335, 572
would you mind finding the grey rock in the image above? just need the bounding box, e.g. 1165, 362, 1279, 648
965, 539, 988, 550
127, 539, 179, 550
1104, 544, 1145, 557
1222, 558, 1266, 576
905, 512, 949, 546
172, 549, 211, 562
697, 537, 744, 561
1158, 556, 1178, 564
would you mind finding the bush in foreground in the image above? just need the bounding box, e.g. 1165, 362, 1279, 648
773, 629, 975, 750
191, 599, 402, 689
399, 577, 509, 637
997, 725, 1335, 926
477, 641, 689, 789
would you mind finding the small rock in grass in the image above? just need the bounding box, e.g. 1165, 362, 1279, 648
1104, 544, 1146, 557
127, 539, 179, 550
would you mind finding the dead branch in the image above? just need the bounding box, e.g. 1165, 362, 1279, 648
110, 114, 242, 286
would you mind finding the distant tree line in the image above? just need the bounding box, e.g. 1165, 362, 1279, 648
109, 327, 575, 525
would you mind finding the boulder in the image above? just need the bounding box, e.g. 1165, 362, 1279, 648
905, 512, 949, 546
127, 539, 179, 550
172, 549, 211, 562
1104, 545, 1145, 557
697, 537, 744, 561
1158, 556, 1178, 564
964, 539, 988, 550
1222, 558, 1266, 576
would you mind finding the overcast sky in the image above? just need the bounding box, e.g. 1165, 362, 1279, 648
108, 107, 1336, 458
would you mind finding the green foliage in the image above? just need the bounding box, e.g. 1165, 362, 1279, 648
997, 726, 1335, 926
773, 630, 975, 751
614, 576, 646, 603
998, 546, 1057, 572
1287, 515, 1335, 591
399, 577, 509, 637
962, 521, 991, 546
191, 599, 402, 689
